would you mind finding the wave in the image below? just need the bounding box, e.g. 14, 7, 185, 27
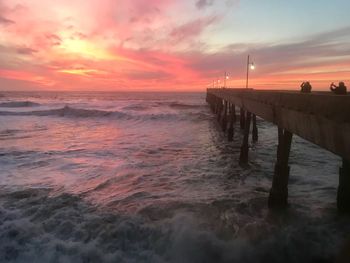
0, 106, 126, 118
122, 102, 203, 111
169, 102, 203, 109
0, 101, 40, 107
0, 105, 209, 121
122, 104, 150, 111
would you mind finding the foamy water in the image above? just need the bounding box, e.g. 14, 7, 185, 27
0, 91, 349, 263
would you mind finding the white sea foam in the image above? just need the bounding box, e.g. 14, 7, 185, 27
0, 188, 348, 263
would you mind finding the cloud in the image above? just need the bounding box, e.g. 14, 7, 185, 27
16, 47, 37, 55
170, 16, 218, 42
195, 0, 237, 9
0, 0, 349, 91
0, 15, 14, 25
183, 27, 350, 89
126, 70, 173, 80
45, 34, 62, 46
195, 0, 215, 10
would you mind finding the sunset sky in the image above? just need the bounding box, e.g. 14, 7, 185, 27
0, 0, 349, 91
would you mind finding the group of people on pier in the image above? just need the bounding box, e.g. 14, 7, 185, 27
300, 81, 347, 94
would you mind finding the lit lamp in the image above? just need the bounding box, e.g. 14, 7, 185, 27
246, 55, 255, 89
224, 71, 229, 88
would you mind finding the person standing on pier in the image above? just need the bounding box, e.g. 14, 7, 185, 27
300, 82, 312, 93
330, 82, 347, 95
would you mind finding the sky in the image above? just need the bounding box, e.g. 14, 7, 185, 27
0, 0, 349, 91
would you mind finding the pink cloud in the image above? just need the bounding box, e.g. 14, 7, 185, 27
170, 16, 219, 42
0, 1, 349, 91
0, 16, 14, 25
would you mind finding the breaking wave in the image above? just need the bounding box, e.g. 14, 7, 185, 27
0, 106, 209, 121
0, 188, 348, 263
0, 106, 126, 118
168, 102, 203, 109
0, 101, 40, 108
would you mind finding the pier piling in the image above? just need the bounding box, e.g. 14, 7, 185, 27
217, 99, 222, 122
232, 104, 236, 123
214, 97, 219, 114
227, 104, 235, 141
252, 114, 258, 142
268, 128, 293, 208
337, 158, 350, 212
222, 101, 228, 131
239, 111, 252, 164
240, 108, 245, 129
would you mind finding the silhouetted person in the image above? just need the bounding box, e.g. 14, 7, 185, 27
330, 82, 347, 95
300, 82, 312, 93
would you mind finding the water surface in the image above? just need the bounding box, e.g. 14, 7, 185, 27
0, 91, 348, 263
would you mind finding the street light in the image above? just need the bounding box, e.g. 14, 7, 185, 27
246, 55, 255, 89
224, 71, 229, 88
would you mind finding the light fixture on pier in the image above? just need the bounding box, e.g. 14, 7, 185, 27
224, 71, 229, 88
246, 55, 255, 89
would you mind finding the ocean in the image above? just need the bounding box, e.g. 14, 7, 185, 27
0, 91, 349, 263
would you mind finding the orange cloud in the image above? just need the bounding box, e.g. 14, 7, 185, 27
0, 69, 56, 87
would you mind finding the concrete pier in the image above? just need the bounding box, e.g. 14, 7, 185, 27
206, 88, 350, 211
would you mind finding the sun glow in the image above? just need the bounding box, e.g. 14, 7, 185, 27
58, 37, 113, 60
57, 68, 105, 76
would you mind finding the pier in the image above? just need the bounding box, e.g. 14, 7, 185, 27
206, 88, 350, 211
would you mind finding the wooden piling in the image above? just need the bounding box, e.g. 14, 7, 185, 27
337, 158, 350, 212
252, 114, 258, 142
214, 97, 219, 114
222, 101, 228, 131
268, 128, 293, 208
240, 108, 245, 129
232, 104, 236, 123
239, 111, 252, 164
208, 94, 215, 113
217, 99, 222, 122
211, 97, 215, 113
227, 104, 235, 141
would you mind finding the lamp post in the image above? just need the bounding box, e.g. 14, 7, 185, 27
224, 71, 229, 88
246, 55, 255, 89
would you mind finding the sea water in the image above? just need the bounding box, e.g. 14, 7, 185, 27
0, 91, 349, 263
